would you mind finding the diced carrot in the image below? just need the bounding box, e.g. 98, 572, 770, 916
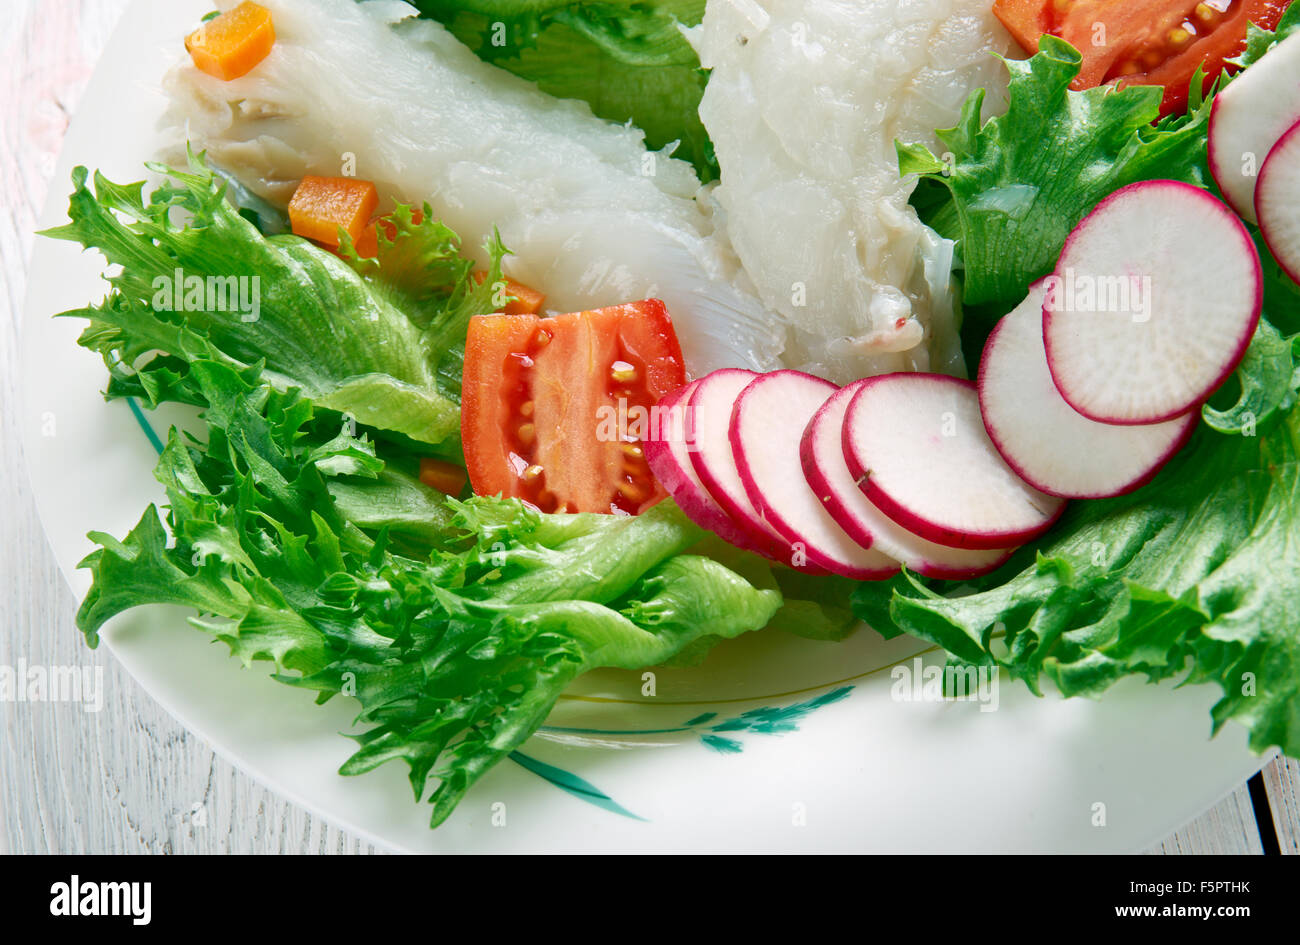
185, 2, 275, 81
288, 176, 379, 247
354, 207, 425, 259
419, 458, 468, 497
501, 281, 545, 316
474, 271, 546, 315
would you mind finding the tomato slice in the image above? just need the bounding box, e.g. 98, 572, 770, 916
994, 0, 1290, 115
460, 300, 687, 515
993, 0, 1055, 55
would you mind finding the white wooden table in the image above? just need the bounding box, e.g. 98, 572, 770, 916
1, 0, 1297, 855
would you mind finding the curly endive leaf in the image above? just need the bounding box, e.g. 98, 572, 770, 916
853, 406, 1300, 756
43, 155, 505, 445
896, 35, 1215, 310
76, 359, 781, 826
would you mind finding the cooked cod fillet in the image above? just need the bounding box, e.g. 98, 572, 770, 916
692, 0, 1013, 381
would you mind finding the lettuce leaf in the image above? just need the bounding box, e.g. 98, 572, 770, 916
42, 153, 505, 449
897, 35, 1216, 312
48, 157, 823, 826
411, 0, 715, 180
76, 357, 782, 826
1203, 317, 1300, 435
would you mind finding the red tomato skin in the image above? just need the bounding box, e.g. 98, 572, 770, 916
460, 300, 687, 515
993, 0, 1290, 117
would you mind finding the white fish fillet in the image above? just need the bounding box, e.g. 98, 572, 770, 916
691, 0, 1014, 382
163, 0, 1011, 385
160, 0, 785, 377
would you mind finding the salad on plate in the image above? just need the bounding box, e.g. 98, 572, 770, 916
39, 0, 1300, 830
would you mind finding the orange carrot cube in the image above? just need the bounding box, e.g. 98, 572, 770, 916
288, 176, 379, 247
419, 458, 469, 496
474, 271, 546, 315
185, 2, 275, 81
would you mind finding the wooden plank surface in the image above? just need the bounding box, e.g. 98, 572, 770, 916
1144, 785, 1266, 856
0, 0, 1291, 856
1261, 756, 1300, 855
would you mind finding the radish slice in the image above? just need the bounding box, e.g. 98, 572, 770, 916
1208, 31, 1300, 224
802, 381, 1017, 579
1043, 180, 1261, 425
686, 369, 802, 567
644, 381, 763, 553
979, 280, 1199, 499
731, 371, 900, 580
842, 373, 1066, 550
1256, 117, 1300, 286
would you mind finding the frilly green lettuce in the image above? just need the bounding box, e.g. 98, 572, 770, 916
75, 357, 782, 825
43, 152, 506, 450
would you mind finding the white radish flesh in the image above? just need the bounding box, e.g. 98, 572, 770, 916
1208, 30, 1300, 224
686, 369, 802, 567
979, 280, 1199, 499
801, 381, 1017, 579
644, 381, 763, 553
1043, 180, 1261, 425
1256, 117, 1300, 286
731, 371, 900, 580
843, 373, 1066, 550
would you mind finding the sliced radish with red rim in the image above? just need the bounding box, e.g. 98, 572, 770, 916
1256, 118, 1300, 287
979, 280, 1199, 499
1043, 180, 1261, 425
801, 381, 1017, 579
731, 371, 900, 580
843, 373, 1066, 550
1208, 30, 1300, 224
686, 369, 810, 569
644, 380, 763, 553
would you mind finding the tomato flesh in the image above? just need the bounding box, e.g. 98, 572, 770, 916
461, 300, 687, 515
994, 0, 1290, 115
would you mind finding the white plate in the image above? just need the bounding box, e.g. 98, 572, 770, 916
20, 0, 1270, 853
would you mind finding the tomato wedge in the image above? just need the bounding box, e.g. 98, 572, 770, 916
994, 0, 1290, 115
461, 300, 687, 515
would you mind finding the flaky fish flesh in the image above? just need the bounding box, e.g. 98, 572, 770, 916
691, 0, 1013, 381
162, 0, 785, 377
